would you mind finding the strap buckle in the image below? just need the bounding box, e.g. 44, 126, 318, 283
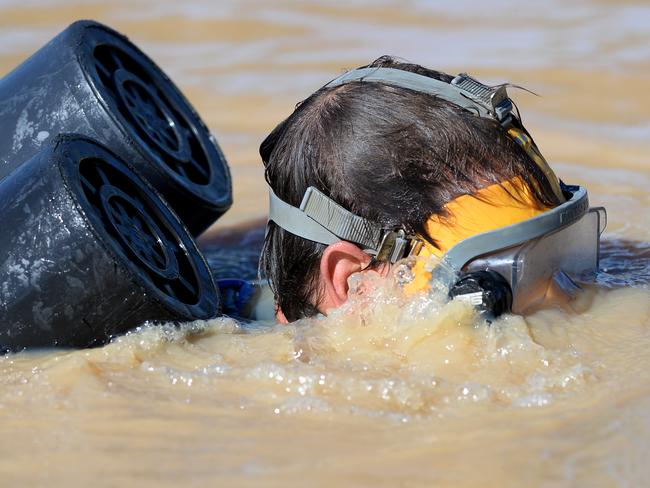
451, 73, 513, 125
375, 229, 423, 263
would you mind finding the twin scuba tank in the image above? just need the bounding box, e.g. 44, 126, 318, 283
0, 20, 233, 351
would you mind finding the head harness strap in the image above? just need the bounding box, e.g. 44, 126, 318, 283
269, 187, 420, 263
324, 67, 513, 124
325, 67, 564, 202
268, 67, 564, 262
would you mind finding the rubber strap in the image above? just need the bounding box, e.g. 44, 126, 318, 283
325, 67, 490, 118
269, 186, 387, 252
268, 187, 339, 246
507, 128, 565, 203
300, 187, 383, 250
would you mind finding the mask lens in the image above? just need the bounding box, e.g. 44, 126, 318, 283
462, 209, 604, 313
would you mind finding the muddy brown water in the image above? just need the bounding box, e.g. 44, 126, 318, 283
1, 1, 649, 486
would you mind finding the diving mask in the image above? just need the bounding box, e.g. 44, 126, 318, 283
266, 67, 608, 317
425, 181, 607, 315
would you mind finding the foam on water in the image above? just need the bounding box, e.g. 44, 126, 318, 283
3, 247, 647, 419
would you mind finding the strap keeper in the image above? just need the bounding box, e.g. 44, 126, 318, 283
375, 229, 423, 264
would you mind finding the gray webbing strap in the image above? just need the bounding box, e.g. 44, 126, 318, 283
268, 186, 383, 252
300, 187, 383, 250
324, 67, 511, 121
268, 187, 339, 246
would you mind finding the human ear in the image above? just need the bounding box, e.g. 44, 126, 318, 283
275, 306, 289, 324
318, 241, 372, 312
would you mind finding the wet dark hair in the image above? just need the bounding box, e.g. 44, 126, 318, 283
260, 56, 561, 321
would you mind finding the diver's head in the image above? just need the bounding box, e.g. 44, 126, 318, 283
260, 56, 597, 322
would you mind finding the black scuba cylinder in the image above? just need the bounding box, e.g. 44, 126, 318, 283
0, 20, 231, 236
0, 135, 220, 352
448, 270, 513, 318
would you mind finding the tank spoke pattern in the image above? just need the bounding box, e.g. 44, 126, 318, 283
188, 153, 210, 178
177, 274, 197, 297
175, 163, 189, 179
104, 198, 169, 273
78, 157, 202, 305
95, 165, 111, 185
79, 173, 98, 195
92, 45, 213, 186
94, 58, 112, 81
109, 47, 124, 70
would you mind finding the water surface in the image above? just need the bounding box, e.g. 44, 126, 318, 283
0, 1, 649, 486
